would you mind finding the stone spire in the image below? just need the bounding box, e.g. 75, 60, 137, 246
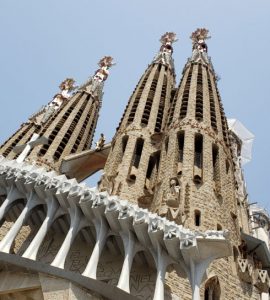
0, 56, 114, 172
150, 29, 254, 300
153, 28, 244, 238
99, 33, 177, 206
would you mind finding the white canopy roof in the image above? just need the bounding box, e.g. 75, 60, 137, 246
227, 118, 255, 165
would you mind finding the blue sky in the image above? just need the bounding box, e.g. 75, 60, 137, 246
0, 0, 269, 210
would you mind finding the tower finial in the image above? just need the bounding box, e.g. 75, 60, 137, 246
190, 28, 211, 65
153, 32, 177, 69
79, 56, 115, 97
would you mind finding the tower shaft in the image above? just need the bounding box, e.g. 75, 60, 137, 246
100, 33, 177, 206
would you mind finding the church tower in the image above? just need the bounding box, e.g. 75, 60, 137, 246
151, 28, 253, 299
99, 33, 177, 205
0, 56, 114, 173
153, 28, 250, 240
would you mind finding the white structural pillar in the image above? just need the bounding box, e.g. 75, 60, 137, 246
0, 191, 42, 253
82, 217, 108, 279
153, 244, 172, 300
180, 234, 231, 300
117, 230, 141, 293
51, 204, 86, 269
0, 185, 24, 222
22, 196, 62, 260
189, 257, 213, 300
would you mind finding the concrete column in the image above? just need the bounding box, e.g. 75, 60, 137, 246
0, 191, 42, 253
82, 217, 108, 279
51, 204, 85, 269
117, 230, 140, 293
23, 196, 62, 260
153, 244, 171, 300
0, 185, 24, 222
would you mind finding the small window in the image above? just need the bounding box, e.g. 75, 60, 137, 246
217, 224, 222, 231
165, 137, 169, 153
132, 138, 144, 168
122, 136, 129, 154
195, 210, 201, 226
226, 159, 230, 173
194, 133, 203, 168
212, 144, 219, 181
177, 131, 185, 162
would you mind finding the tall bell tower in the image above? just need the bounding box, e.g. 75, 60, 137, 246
99, 33, 177, 206
152, 28, 250, 241
0, 56, 114, 172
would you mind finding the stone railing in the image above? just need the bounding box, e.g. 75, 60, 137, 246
0, 156, 231, 300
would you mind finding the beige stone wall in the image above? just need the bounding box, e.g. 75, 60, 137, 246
100, 62, 175, 207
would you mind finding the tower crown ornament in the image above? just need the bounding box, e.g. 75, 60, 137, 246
189, 28, 213, 67
58, 78, 76, 98
160, 32, 178, 52
153, 32, 177, 69
79, 56, 115, 97
94, 56, 115, 82
190, 28, 210, 52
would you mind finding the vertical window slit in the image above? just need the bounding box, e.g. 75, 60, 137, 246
127, 69, 152, 125
207, 71, 217, 131
180, 65, 193, 119
154, 74, 167, 132
194, 133, 203, 184
141, 68, 160, 126
195, 210, 201, 226
195, 64, 203, 122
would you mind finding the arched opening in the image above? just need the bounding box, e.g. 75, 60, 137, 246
195, 64, 203, 122
129, 138, 144, 181
37, 213, 70, 264
204, 276, 221, 300
217, 224, 222, 231
122, 135, 129, 154
13, 204, 47, 255
96, 234, 124, 285
180, 65, 193, 120
64, 225, 96, 273
0, 198, 26, 243
129, 250, 156, 299
164, 136, 169, 153
194, 133, 203, 184
177, 131, 185, 176
194, 210, 201, 226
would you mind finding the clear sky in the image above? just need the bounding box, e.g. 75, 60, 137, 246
0, 0, 269, 210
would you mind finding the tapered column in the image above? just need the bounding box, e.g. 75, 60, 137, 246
0, 191, 42, 253
153, 244, 171, 300
82, 217, 108, 279
22, 196, 63, 260
0, 185, 24, 222
117, 230, 141, 293
51, 204, 86, 268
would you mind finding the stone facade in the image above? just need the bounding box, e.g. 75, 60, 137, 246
0, 30, 268, 300
100, 33, 177, 207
